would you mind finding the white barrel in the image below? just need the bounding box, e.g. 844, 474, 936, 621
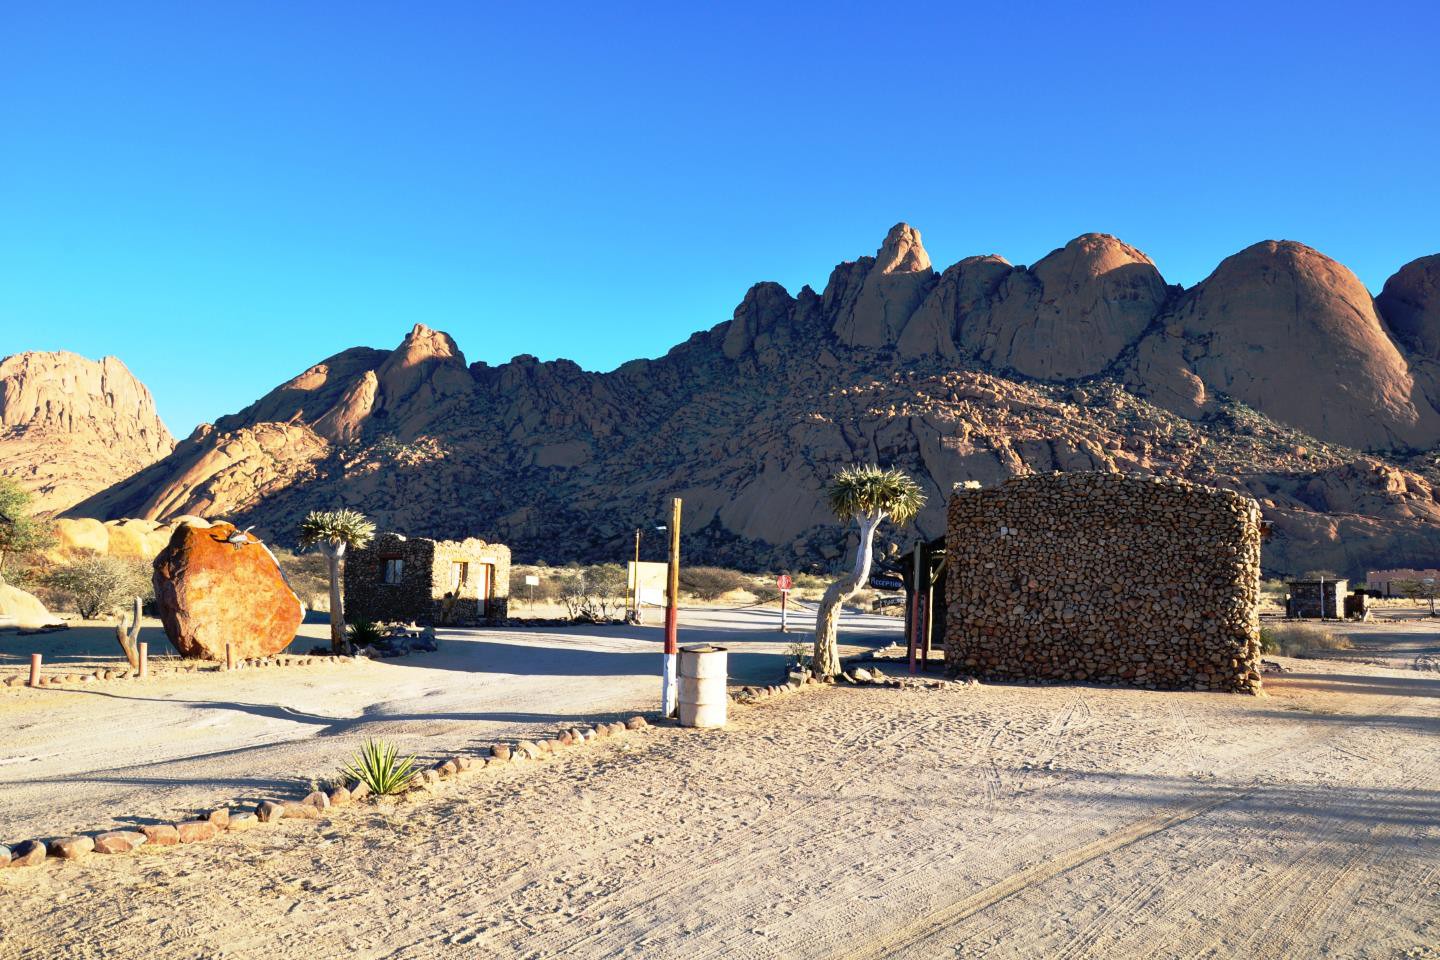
678, 644, 728, 728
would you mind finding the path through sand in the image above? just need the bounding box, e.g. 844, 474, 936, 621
0, 606, 896, 840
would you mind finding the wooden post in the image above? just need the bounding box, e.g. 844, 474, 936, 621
138, 642, 149, 680
922, 545, 934, 672
662, 497, 682, 717
28, 653, 41, 687
226, 642, 235, 671
908, 541, 922, 674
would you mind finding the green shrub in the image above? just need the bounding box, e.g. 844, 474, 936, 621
679, 566, 751, 600
45, 553, 151, 619
340, 739, 417, 796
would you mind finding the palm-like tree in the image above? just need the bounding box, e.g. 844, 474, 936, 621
299, 509, 376, 654
812, 466, 925, 678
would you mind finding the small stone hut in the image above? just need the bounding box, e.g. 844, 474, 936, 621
1285, 579, 1347, 619
945, 472, 1262, 693
345, 533, 510, 626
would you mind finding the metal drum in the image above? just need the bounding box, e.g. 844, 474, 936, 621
678, 644, 728, 729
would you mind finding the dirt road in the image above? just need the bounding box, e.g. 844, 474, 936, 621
0, 606, 894, 841
1, 651, 1435, 959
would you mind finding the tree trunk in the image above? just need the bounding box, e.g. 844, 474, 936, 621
813, 511, 883, 678
326, 544, 347, 655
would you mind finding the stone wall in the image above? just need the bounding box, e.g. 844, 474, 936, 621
346, 533, 510, 626
945, 472, 1262, 693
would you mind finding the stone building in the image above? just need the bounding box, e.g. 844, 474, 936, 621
1366, 568, 1440, 597
1285, 579, 1348, 619
345, 533, 510, 626
945, 472, 1262, 693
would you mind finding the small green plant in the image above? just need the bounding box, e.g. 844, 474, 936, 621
348, 619, 383, 647
786, 639, 812, 671
340, 738, 417, 796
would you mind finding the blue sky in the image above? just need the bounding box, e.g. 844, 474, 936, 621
3, 2, 1438, 435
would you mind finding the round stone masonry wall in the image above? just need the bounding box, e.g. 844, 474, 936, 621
944, 471, 1262, 693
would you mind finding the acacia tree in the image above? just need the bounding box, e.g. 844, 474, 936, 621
0, 478, 54, 583
299, 509, 376, 654
812, 465, 924, 678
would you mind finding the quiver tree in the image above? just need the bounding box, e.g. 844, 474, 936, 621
298, 509, 376, 654
812, 466, 924, 678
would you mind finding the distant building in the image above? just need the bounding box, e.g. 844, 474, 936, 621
1286, 579, 1347, 619
345, 532, 510, 626
1366, 568, 1440, 597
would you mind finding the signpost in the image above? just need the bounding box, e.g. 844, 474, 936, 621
777, 573, 793, 632
869, 573, 905, 592
524, 574, 539, 605
872, 596, 905, 610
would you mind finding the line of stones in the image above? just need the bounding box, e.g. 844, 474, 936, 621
0, 653, 358, 691
0, 715, 650, 870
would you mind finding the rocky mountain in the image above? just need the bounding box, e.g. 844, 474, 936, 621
0, 352, 174, 514
69, 225, 1440, 579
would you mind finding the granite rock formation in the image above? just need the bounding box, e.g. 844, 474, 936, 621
66, 226, 1440, 580
151, 520, 303, 660
0, 352, 173, 514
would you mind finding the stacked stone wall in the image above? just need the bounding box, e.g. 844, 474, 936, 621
945, 472, 1262, 693
346, 533, 511, 626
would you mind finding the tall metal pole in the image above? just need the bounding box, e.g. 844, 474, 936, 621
780, 589, 789, 633
662, 498, 682, 717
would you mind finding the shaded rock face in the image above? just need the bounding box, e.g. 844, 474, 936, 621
0, 352, 173, 513
964, 234, 1170, 379
1131, 241, 1439, 450
829, 223, 936, 348
152, 520, 303, 660
65, 226, 1440, 581
1377, 254, 1440, 360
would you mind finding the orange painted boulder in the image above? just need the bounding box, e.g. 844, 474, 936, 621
152, 520, 302, 660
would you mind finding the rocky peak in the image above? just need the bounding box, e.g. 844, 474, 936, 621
1377, 254, 1440, 360
952, 233, 1168, 380
829, 224, 937, 348
1131, 240, 1439, 449
875, 222, 931, 274
0, 351, 174, 513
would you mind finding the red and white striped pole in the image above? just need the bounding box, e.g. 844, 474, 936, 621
662, 497, 681, 717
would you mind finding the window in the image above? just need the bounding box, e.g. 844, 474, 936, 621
451, 561, 470, 591
382, 557, 404, 585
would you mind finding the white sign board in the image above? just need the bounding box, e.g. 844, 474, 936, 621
524, 575, 540, 586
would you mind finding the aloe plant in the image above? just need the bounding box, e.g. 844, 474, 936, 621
341, 738, 417, 796
348, 619, 383, 648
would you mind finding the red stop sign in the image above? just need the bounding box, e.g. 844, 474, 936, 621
777, 574, 794, 591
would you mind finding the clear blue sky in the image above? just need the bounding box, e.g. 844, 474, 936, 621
3, 2, 1438, 436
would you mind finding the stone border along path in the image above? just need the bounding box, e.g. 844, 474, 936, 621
0, 664, 942, 873
0, 652, 360, 690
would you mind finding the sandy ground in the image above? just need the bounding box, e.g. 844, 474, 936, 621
0, 645, 1436, 959
0, 605, 894, 841
1316, 603, 1440, 667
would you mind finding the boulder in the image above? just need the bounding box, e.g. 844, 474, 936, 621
152, 520, 303, 660
0, 583, 64, 630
